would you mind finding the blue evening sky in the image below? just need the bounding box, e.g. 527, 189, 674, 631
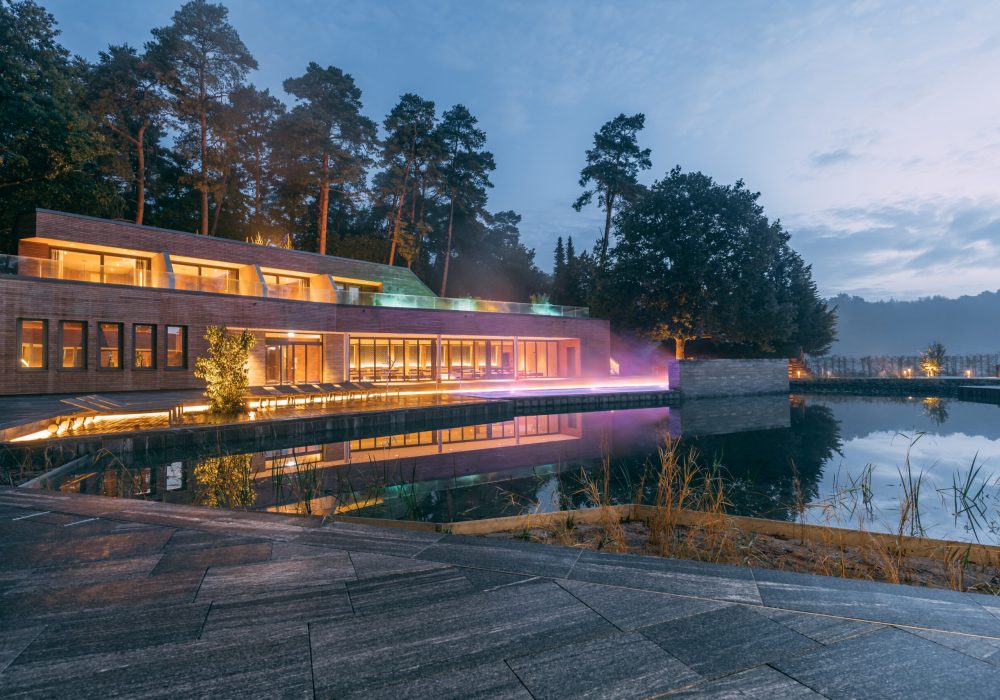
42, 0, 1000, 300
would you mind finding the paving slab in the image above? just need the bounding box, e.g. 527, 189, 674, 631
752, 606, 884, 645
8, 553, 163, 589
196, 550, 355, 602
9, 602, 210, 665
640, 604, 822, 678
773, 626, 1000, 698
151, 540, 272, 575
460, 567, 542, 591
0, 526, 175, 569
201, 586, 352, 637
309, 581, 617, 697
905, 627, 1000, 667
347, 550, 452, 579
507, 630, 701, 699
753, 566, 1000, 637
295, 521, 443, 557
415, 534, 582, 578
0, 626, 313, 699
557, 579, 731, 631
568, 549, 762, 604
346, 567, 476, 615
665, 665, 823, 698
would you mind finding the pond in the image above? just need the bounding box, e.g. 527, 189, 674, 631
35, 393, 1000, 544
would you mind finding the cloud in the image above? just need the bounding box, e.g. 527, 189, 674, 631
809, 148, 857, 167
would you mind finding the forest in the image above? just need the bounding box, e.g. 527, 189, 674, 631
1, 0, 835, 358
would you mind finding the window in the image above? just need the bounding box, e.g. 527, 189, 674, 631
166, 326, 187, 369
348, 337, 435, 382
50, 249, 150, 286
264, 334, 322, 384
98, 322, 123, 369
133, 324, 156, 369
18, 319, 47, 369
59, 321, 86, 369
517, 340, 561, 378
172, 262, 239, 293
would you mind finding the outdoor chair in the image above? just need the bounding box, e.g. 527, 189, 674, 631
341, 381, 380, 400
356, 381, 400, 401
315, 383, 350, 402
267, 385, 307, 406
246, 386, 278, 410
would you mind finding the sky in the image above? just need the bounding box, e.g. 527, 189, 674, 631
41, 0, 1000, 301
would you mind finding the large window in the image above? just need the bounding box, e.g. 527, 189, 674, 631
133, 324, 156, 369
59, 321, 86, 369
166, 326, 187, 369
18, 319, 47, 370
51, 249, 151, 286
98, 323, 123, 369
264, 334, 322, 385
440, 339, 514, 380
517, 340, 560, 378
349, 337, 435, 382
172, 262, 239, 294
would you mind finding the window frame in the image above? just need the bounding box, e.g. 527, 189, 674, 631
97, 321, 124, 371
16, 318, 48, 371
58, 320, 87, 371
132, 323, 157, 370
165, 325, 188, 370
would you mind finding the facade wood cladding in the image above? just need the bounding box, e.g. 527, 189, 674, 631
1, 276, 610, 395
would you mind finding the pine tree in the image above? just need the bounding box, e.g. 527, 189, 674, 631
551, 236, 566, 304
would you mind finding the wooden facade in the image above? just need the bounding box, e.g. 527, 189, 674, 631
2, 211, 611, 396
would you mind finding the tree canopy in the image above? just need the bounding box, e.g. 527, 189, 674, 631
606, 167, 835, 359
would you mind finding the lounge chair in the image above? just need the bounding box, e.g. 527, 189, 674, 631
341, 381, 380, 400
315, 383, 350, 402
246, 386, 278, 410
356, 381, 399, 400
267, 385, 307, 406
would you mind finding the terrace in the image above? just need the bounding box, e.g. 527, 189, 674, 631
0, 252, 590, 318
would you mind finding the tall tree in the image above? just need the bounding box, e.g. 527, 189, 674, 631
0, 0, 121, 244
551, 236, 566, 304
436, 104, 494, 295
229, 85, 283, 232
380, 94, 437, 266
282, 63, 376, 255
609, 167, 834, 359
86, 44, 163, 224
573, 113, 652, 271
147, 0, 256, 234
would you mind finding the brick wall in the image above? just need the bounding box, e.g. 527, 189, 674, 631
668, 359, 789, 398
0, 276, 610, 395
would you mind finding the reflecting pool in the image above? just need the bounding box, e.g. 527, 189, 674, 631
36, 394, 1000, 544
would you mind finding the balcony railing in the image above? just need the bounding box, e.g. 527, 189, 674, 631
0, 253, 590, 318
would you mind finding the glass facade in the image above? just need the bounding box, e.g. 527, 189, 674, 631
166, 326, 187, 368
133, 324, 156, 369
59, 321, 86, 369
349, 337, 435, 382
98, 322, 123, 369
18, 319, 46, 369
264, 335, 322, 385
517, 340, 561, 378
440, 339, 515, 380
51, 249, 151, 286
172, 262, 239, 294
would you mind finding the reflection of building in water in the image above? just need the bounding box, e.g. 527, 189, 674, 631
55, 413, 601, 512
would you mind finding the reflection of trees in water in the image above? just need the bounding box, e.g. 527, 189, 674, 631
921, 397, 949, 425
194, 454, 256, 510
305, 401, 844, 524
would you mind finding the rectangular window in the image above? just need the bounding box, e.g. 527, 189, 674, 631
18, 319, 47, 369
133, 324, 156, 369
98, 322, 123, 369
166, 325, 187, 369
59, 321, 86, 369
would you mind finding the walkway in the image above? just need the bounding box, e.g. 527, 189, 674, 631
2, 489, 1000, 698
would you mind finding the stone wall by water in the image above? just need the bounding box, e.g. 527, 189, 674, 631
668, 359, 789, 398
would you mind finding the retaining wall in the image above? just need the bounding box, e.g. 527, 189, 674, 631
668, 359, 789, 398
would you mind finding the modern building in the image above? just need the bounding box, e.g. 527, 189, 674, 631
2, 210, 610, 396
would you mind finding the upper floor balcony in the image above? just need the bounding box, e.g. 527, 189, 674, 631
0, 252, 590, 318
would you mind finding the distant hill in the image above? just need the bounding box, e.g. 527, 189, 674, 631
828, 292, 1000, 356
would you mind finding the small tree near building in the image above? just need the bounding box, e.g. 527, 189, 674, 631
195, 326, 256, 414
920, 341, 946, 377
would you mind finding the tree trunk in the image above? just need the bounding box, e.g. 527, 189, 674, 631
135, 124, 145, 225
210, 184, 226, 237
317, 152, 329, 255
199, 75, 209, 235
599, 187, 614, 270
674, 336, 686, 360
441, 194, 455, 296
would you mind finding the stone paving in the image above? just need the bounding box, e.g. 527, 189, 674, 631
2, 488, 1000, 698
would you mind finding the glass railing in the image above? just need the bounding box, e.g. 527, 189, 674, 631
0, 253, 590, 317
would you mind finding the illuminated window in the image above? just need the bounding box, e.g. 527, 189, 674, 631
263, 334, 322, 385
59, 321, 86, 369
51, 249, 150, 286
18, 319, 47, 369
348, 337, 435, 382
133, 324, 156, 369
166, 326, 187, 369
98, 323, 123, 369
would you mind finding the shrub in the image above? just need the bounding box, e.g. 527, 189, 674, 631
194, 326, 256, 414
